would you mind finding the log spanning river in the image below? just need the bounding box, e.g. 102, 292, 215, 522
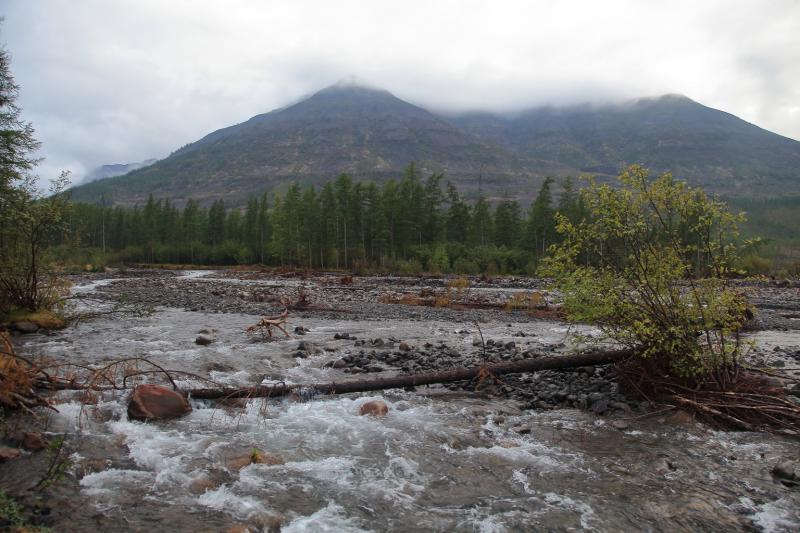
7, 270, 800, 532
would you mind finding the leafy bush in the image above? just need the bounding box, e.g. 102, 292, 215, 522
541, 165, 753, 381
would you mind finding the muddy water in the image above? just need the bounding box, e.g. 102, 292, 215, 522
14, 273, 800, 532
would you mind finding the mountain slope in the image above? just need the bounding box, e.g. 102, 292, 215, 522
70, 84, 535, 205
450, 95, 800, 193
79, 158, 158, 185
69, 86, 800, 206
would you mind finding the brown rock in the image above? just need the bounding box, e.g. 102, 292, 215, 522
225, 455, 253, 471
359, 400, 389, 416
225, 449, 284, 471
226, 525, 252, 533
21, 432, 47, 451
666, 410, 695, 426
0, 447, 22, 462
253, 514, 283, 532
189, 475, 219, 495
77, 458, 110, 477
398, 342, 411, 352
127, 384, 192, 422
252, 450, 285, 466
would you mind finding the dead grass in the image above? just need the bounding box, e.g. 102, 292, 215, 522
1, 309, 66, 330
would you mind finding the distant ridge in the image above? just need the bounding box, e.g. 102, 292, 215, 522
69, 84, 800, 206
79, 158, 158, 185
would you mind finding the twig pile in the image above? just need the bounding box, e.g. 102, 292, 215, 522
616, 357, 800, 434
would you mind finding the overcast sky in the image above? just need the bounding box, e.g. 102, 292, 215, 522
3, 0, 799, 184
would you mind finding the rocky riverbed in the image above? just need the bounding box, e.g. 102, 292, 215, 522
2, 269, 799, 532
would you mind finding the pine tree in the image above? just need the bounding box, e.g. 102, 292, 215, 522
494, 199, 522, 247
526, 177, 556, 258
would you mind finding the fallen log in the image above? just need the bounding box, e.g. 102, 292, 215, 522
186, 348, 634, 400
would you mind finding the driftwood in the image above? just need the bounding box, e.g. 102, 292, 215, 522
245, 310, 290, 339
186, 348, 634, 400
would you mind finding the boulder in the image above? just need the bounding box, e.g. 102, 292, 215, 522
359, 400, 389, 416
332, 359, 348, 369
772, 461, 797, 481
195, 334, 214, 345
0, 447, 21, 462
398, 342, 411, 352
21, 432, 47, 451
127, 384, 192, 421
12, 320, 39, 334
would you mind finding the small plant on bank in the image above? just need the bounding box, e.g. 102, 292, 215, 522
34, 435, 73, 490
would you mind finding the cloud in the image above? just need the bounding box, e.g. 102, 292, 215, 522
2, 0, 798, 184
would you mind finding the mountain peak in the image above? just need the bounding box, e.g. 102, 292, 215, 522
311, 80, 395, 98
633, 93, 696, 106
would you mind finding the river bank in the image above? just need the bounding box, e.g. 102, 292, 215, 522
1, 269, 799, 532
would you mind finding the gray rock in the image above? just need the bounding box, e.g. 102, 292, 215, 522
12, 321, 39, 334
195, 334, 214, 345
653, 458, 673, 475
588, 392, 605, 403
590, 399, 609, 414
772, 461, 797, 480
511, 425, 531, 434
612, 420, 630, 430
332, 358, 348, 369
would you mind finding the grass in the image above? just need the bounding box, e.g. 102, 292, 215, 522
0, 309, 65, 330
0, 489, 50, 532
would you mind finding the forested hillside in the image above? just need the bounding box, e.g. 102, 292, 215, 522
62, 164, 581, 274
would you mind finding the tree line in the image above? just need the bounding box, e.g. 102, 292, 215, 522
61, 164, 588, 274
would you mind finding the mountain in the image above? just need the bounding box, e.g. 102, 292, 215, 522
79, 159, 158, 185
69, 85, 800, 206
450, 94, 800, 194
